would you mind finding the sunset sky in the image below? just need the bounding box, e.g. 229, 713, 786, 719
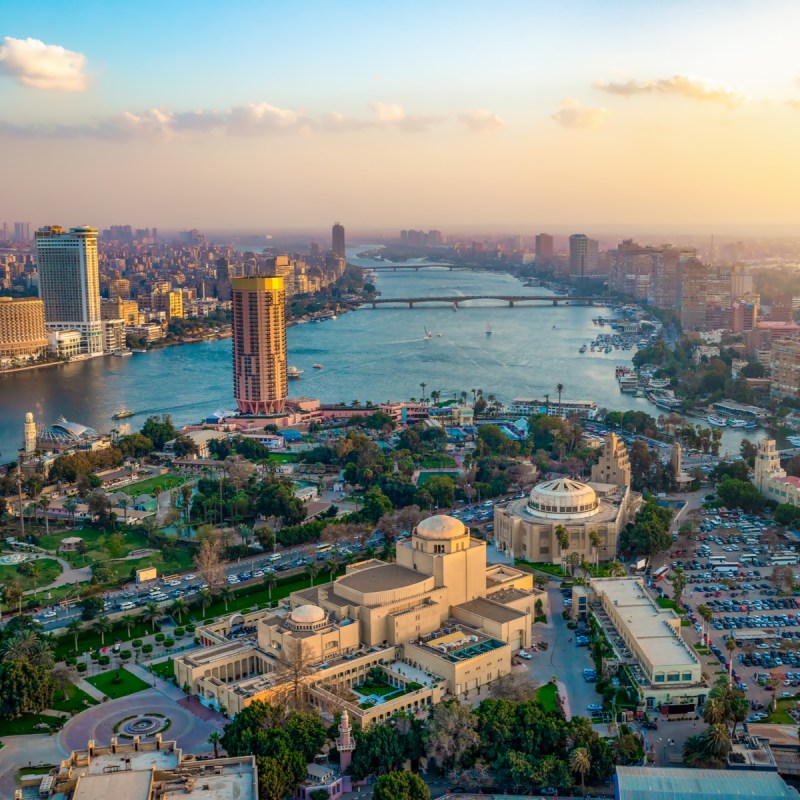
2, 0, 799, 234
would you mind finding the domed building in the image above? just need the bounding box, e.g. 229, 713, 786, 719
494, 433, 640, 564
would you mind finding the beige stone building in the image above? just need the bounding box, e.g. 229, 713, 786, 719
175, 514, 544, 725
755, 438, 800, 506
494, 432, 640, 565
0, 296, 47, 358
770, 338, 800, 401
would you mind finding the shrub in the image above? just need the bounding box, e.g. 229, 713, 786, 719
76, 662, 87, 673
163, 637, 175, 648
132, 639, 143, 648
154, 632, 165, 642
119, 650, 132, 660
66, 657, 78, 666
185, 624, 196, 633
142, 643, 154, 654
173, 627, 185, 637
98, 655, 110, 666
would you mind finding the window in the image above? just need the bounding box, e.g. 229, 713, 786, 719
682, 672, 693, 682
654, 674, 665, 683
667, 673, 680, 682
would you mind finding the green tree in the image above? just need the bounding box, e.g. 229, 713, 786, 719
426, 701, 479, 772
306, 562, 320, 587
79, 596, 104, 621
141, 415, 178, 450
373, 772, 430, 800
142, 601, 161, 631
67, 619, 83, 651
220, 585, 234, 611
362, 488, 393, 523
425, 475, 456, 509
92, 617, 112, 646
0, 660, 55, 718
569, 747, 591, 798
208, 731, 221, 758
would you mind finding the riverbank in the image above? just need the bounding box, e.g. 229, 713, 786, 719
0, 358, 68, 375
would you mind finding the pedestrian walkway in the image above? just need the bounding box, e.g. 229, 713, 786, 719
126, 662, 185, 701
76, 678, 106, 702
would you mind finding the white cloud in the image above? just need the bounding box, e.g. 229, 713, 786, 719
551, 99, 609, 129
593, 75, 745, 107
458, 109, 506, 133
369, 101, 447, 133
370, 102, 406, 122
0, 36, 89, 91
787, 99, 800, 110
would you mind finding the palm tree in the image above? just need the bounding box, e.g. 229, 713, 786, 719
725, 637, 736, 686
237, 524, 254, 549
2, 581, 24, 615
198, 587, 213, 616
555, 383, 565, 413
589, 530, 601, 568
729, 692, 749, 735
264, 572, 277, 603
568, 551, 581, 577
306, 563, 320, 587
142, 602, 161, 632
38, 496, 51, 536
220, 585, 233, 611
420, 382, 427, 402
697, 603, 713, 644
208, 731, 221, 758
117, 496, 130, 526
608, 560, 625, 577
67, 619, 83, 652
704, 723, 732, 759
29, 559, 44, 599
555, 524, 569, 569
171, 597, 188, 624
120, 614, 136, 638
669, 568, 687, 608
63, 497, 78, 526
0, 630, 38, 663
28, 637, 54, 669
93, 617, 112, 647
544, 393, 550, 416
430, 390, 441, 406
569, 746, 591, 798
381, 540, 396, 562
325, 558, 338, 581
703, 697, 726, 726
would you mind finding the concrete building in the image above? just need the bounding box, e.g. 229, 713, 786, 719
535, 233, 554, 261
755, 439, 800, 507
103, 319, 126, 353
40, 737, 257, 800
101, 297, 139, 325
107, 277, 130, 299
590, 578, 707, 711
35, 225, 104, 356
677, 257, 707, 331
0, 296, 47, 358
569, 233, 599, 279
47, 329, 82, 358
495, 432, 638, 564
151, 288, 184, 320
770, 338, 800, 401
174, 514, 544, 723
231, 276, 288, 415
332, 222, 346, 259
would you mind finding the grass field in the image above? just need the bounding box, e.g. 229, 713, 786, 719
50, 682, 99, 714
86, 668, 150, 699
766, 698, 798, 724
119, 474, 185, 497
39, 527, 151, 567
0, 712, 63, 737
0, 558, 62, 595
536, 683, 559, 712
101, 548, 194, 583
416, 454, 457, 469
516, 559, 567, 578
54, 617, 162, 660
150, 658, 175, 681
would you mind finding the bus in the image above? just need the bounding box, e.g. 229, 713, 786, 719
739, 554, 758, 564
712, 563, 740, 575
771, 554, 799, 566
709, 555, 727, 565
652, 566, 668, 582
315, 543, 333, 555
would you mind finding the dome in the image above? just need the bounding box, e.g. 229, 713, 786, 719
290, 604, 326, 625
415, 514, 466, 540
527, 478, 599, 520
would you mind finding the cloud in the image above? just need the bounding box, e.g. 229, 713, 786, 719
551, 99, 609, 129
593, 75, 745, 107
370, 102, 406, 122
0, 36, 89, 91
458, 109, 506, 133
787, 100, 800, 110
369, 101, 446, 133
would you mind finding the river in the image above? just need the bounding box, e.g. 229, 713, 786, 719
0, 247, 765, 459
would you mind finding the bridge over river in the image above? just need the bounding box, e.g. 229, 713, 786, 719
361, 295, 609, 308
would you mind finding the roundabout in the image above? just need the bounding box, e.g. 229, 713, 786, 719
118, 714, 170, 737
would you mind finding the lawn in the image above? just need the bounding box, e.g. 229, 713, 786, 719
54, 617, 162, 660
39, 527, 150, 567
765, 698, 798, 725
416, 454, 457, 469
51, 682, 98, 714
119, 474, 185, 497
536, 683, 559, 712
0, 558, 62, 595
267, 453, 298, 464
150, 658, 175, 681
415, 469, 459, 486
86, 668, 150, 699
516, 559, 567, 578
656, 597, 681, 612
355, 679, 401, 697
0, 712, 63, 737
102, 547, 195, 584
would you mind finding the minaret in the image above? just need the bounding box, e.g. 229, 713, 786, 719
335, 709, 355, 773
23, 412, 36, 454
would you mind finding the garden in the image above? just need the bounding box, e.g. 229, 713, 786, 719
119, 474, 185, 497
86, 668, 151, 700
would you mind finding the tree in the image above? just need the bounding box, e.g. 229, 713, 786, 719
425, 475, 456, 509
67, 619, 83, 651
194, 531, 225, 588
669, 568, 687, 607
569, 747, 591, 798
171, 597, 188, 624
93, 617, 112, 646
306, 563, 320, 588
120, 614, 136, 638
2, 582, 24, 615
426, 701, 479, 771
555, 383, 564, 411
79, 596, 104, 621
698, 603, 713, 644
220, 585, 233, 611
555, 524, 569, 565
142, 601, 161, 632
141, 415, 178, 450
589, 529, 601, 567
38, 495, 51, 536
0, 660, 55, 718
264, 572, 278, 603
63, 497, 78, 525
208, 731, 221, 758
619, 497, 673, 557
198, 587, 213, 616
374, 772, 430, 800
725, 637, 736, 686
489, 672, 539, 702
51, 664, 77, 701
362, 488, 393, 523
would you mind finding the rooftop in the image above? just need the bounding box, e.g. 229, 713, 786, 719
72, 771, 152, 800
336, 563, 430, 596
615, 766, 797, 800
455, 597, 526, 624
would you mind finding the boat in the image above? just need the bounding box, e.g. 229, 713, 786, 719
113, 350, 133, 357
452, 303, 458, 312
787, 435, 800, 447
579, 344, 587, 353
485, 324, 492, 337
707, 415, 729, 427
312, 363, 323, 369
112, 406, 135, 420
288, 366, 304, 379
423, 327, 433, 341
436, 332, 443, 337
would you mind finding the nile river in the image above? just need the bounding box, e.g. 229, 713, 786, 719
0, 247, 763, 458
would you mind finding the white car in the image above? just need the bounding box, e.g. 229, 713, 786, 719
226, 576, 240, 584
40, 610, 56, 618
183, 574, 196, 582
517, 650, 532, 660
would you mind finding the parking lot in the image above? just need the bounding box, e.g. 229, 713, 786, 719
653, 507, 800, 723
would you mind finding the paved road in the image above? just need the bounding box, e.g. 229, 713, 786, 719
525, 585, 599, 718
0, 733, 67, 797
23, 554, 92, 596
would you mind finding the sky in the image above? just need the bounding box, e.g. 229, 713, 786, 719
1, 0, 800, 235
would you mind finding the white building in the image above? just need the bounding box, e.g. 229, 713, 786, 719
35, 225, 104, 356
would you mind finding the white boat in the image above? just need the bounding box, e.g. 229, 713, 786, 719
436, 332, 443, 337
423, 327, 433, 341
787, 435, 800, 447
312, 363, 323, 369
113, 350, 133, 357
288, 366, 304, 379
486, 324, 492, 337
707, 415, 728, 427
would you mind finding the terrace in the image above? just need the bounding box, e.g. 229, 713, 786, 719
412, 622, 507, 664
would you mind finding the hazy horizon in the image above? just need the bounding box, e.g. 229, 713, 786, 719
2, 0, 800, 232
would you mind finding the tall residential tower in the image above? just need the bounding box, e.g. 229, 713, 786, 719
231, 276, 288, 415
332, 222, 346, 259
35, 225, 103, 355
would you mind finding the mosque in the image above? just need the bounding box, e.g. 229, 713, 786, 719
493, 432, 641, 564
174, 513, 546, 724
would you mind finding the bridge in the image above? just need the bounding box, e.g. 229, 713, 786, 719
362, 295, 608, 308
366, 263, 474, 271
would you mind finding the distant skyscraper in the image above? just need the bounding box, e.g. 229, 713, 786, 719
35, 225, 103, 355
231, 276, 287, 415
535, 233, 554, 260
569, 234, 599, 279
332, 222, 346, 259
14, 222, 31, 241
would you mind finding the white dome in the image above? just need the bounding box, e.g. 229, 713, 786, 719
290, 604, 326, 625
415, 514, 466, 540
527, 478, 599, 520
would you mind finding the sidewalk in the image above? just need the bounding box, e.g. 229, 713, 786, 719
76, 678, 107, 702
126, 662, 185, 701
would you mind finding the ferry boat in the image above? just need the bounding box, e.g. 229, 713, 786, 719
112, 406, 135, 420
707, 415, 729, 427
787, 435, 800, 447
312, 363, 323, 369
112, 350, 133, 357
288, 366, 304, 379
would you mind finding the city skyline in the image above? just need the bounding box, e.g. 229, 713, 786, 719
1, 1, 799, 231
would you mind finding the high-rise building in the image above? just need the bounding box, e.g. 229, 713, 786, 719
151, 289, 184, 320
0, 296, 47, 358
535, 233, 554, 261
101, 297, 139, 325
677, 258, 707, 331
108, 278, 131, 299
14, 222, 31, 241
231, 276, 287, 415
568, 234, 598, 278
770, 338, 800, 401
35, 225, 104, 355
332, 222, 346, 259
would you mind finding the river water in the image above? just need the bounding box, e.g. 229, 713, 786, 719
0, 247, 764, 458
